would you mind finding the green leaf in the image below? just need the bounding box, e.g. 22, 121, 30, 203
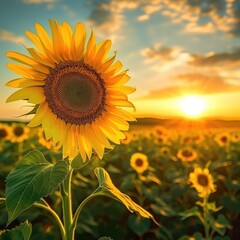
180, 206, 202, 220
0, 220, 32, 240
128, 214, 151, 236
94, 167, 159, 226
0, 198, 6, 214
206, 202, 222, 212
6, 150, 69, 224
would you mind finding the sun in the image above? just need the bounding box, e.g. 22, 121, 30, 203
179, 95, 206, 118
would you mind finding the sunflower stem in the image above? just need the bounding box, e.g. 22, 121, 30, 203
61, 167, 74, 240
202, 196, 211, 240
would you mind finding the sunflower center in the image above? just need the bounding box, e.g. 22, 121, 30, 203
197, 174, 209, 187
44, 61, 106, 124
221, 136, 227, 143
182, 149, 193, 158
135, 158, 144, 167
14, 126, 24, 137
0, 129, 7, 138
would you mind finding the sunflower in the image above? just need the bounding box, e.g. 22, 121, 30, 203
177, 147, 197, 162
10, 123, 30, 143
214, 132, 230, 147
130, 152, 149, 174
189, 167, 216, 198
6, 20, 135, 161
231, 131, 240, 143
0, 123, 12, 141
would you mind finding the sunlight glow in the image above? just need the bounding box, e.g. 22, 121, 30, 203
179, 95, 206, 118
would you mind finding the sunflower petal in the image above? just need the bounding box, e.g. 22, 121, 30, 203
5, 78, 45, 88
7, 63, 47, 79
27, 102, 48, 127
6, 87, 45, 104
73, 22, 86, 60
85, 123, 104, 159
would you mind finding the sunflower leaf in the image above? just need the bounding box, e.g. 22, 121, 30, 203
94, 167, 159, 226
0, 220, 32, 240
5, 150, 69, 224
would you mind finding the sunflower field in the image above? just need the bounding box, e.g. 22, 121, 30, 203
0, 118, 240, 240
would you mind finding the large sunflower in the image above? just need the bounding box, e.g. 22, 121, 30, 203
6, 20, 135, 161
189, 167, 216, 198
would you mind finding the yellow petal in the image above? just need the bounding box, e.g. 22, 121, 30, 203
7, 63, 46, 79
106, 106, 136, 121
61, 22, 73, 59
25, 30, 45, 53
108, 99, 135, 109
6, 52, 50, 74
42, 109, 57, 140
76, 125, 87, 162
35, 23, 53, 53
107, 85, 135, 95
81, 125, 93, 160
27, 102, 48, 127
6, 87, 45, 104
91, 122, 111, 147
49, 19, 65, 61
5, 78, 45, 88
85, 123, 104, 159
73, 22, 86, 60
27, 48, 55, 68
94, 40, 112, 68
105, 112, 129, 131
84, 30, 97, 64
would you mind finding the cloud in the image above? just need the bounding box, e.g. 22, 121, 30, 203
22, 0, 57, 3
86, 0, 240, 37
140, 44, 240, 99
184, 22, 216, 34
87, 0, 139, 38
141, 44, 182, 63
189, 48, 240, 68
0, 29, 26, 44
22, 0, 57, 9
140, 73, 240, 99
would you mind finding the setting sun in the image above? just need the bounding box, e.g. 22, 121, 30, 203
180, 95, 206, 118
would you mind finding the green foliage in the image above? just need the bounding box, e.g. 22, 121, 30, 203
0, 221, 32, 240
1, 121, 240, 239
94, 167, 159, 225
5, 150, 69, 224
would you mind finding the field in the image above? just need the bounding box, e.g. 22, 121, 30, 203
1, 118, 240, 240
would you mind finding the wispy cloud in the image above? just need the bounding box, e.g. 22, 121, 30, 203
0, 29, 26, 44
22, 0, 57, 3
22, 0, 57, 9
189, 49, 240, 68
141, 73, 240, 99
87, 0, 138, 38
140, 44, 240, 99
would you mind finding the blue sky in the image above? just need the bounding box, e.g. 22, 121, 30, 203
1, 0, 240, 120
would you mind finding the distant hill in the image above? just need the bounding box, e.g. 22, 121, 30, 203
132, 117, 240, 129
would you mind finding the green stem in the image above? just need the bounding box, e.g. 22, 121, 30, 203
71, 190, 101, 235
202, 196, 211, 240
34, 202, 65, 238
61, 168, 74, 240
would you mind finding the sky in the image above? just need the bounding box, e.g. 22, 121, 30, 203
1, 0, 240, 120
